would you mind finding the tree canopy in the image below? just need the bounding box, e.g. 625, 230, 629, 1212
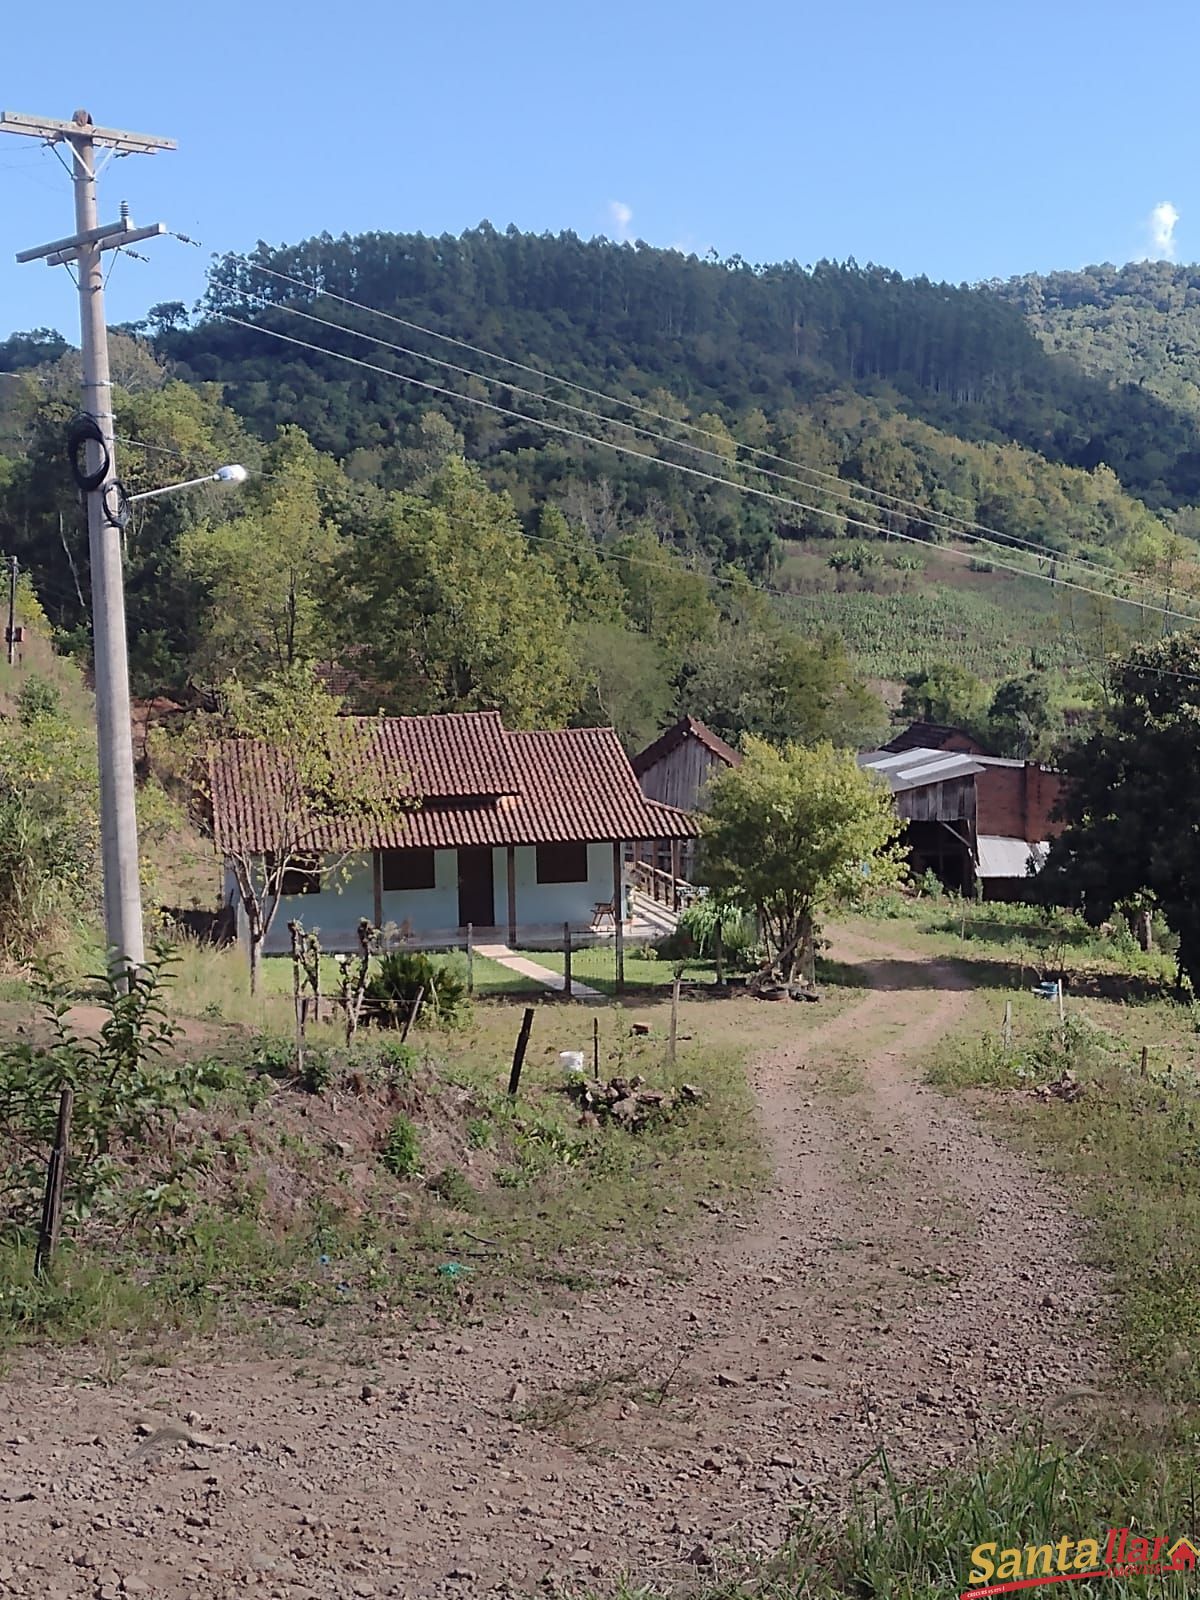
697, 738, 904, 981
1042, 635, 1200, 988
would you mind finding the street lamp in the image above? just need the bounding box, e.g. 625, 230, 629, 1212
127, 464, 249, 504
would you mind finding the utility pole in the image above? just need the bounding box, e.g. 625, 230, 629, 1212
6, 555, 17, 667
1, 109, 175, 973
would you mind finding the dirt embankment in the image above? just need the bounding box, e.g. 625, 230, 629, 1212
0, 930, 1107, 1600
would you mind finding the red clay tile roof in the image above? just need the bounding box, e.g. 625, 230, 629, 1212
631, 715, 742, 777
210, 714, 697, 857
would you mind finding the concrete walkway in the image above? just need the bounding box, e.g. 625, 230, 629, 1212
474, 942, 603, 999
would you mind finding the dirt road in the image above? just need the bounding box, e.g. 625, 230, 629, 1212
0, 933, 1107, 1599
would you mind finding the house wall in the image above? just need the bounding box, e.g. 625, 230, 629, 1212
894, 775, 978, 826
236, 843, 619, 955
976, 765, 1065, 841
637, 736, 726, 812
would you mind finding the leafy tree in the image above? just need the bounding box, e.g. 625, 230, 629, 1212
179, 425, 342, 684
1042, 636, 1200, 990
0, 679, 99, 958
340, 458, 577, 726
571, 621, 673, 751
206, 665, 394, 992
681, 622, 886, 749
987, 673, 1056, 759
697, 738, 904, 981
900, 662, 988, 733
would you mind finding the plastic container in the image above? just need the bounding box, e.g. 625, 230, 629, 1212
558, 1050, 585, 1075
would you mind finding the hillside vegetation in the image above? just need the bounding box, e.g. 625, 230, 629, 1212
3, 229, 1199, 738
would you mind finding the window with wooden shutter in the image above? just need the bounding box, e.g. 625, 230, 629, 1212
380, 848, 437, 892
535, 842, 589, 884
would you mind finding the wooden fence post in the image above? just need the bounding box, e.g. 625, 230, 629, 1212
668, 969, 681, 1065
593, 1015, 600, 1077
508, 1007, 535, 1097
1141, 1044, 1149, 1078
400, 984, 426, 1044
1003, 1001, 1012, 1051
612, 841, 625, 996
35, 1087, 73, 1279
714, 918, 724, 988
563, 922, 572, 999
466, 923, 474, 995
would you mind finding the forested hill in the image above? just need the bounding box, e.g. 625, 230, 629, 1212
177, 228, 1200, 518
2, 228, 1199, 747
997, 260, 1200, 527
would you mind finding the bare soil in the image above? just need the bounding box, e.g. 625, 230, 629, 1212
0, 931, 1108, 1600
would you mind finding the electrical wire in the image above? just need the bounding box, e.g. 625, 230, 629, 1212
234, 255, 1187, 597
217, 312, 1200, 628
114, 426, 1200, 691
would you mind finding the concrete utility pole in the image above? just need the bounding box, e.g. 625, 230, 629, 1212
6, 555, 17, 668
1, 109, 176, 973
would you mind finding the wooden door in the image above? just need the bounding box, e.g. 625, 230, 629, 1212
457, 846, 495, 928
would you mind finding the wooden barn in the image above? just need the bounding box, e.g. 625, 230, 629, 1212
861, 742, 1066, 900
630, 716, 741, 900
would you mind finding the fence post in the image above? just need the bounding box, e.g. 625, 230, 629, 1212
400, 984, 425, 1044
466, 923, 474, 995
563, 921, 572, 999
508, 1007, 535, 1097
668, 969, 681, 1065
593, 1015, 600, 1077
1003, 1000, 1012, 1050
1141, 1044, 1149, 1078
35, 1087, 73, 1279
714, 918, 724, 988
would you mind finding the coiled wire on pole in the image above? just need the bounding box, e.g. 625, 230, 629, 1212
66, 413, 109, 492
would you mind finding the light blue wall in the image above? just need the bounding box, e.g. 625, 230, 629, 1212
506, 842, 616, 930
244, 843, 621, 953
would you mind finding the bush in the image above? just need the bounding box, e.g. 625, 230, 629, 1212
367, 951, 468, 1027
671, 897, 762, 971
380, 1114, 420, 1177
426, 1166, 476, 1209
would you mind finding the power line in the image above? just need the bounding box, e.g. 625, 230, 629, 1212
238, 284, 1158, 603
113, 422, 1200, 690
233, 255, 1189, 600
216, 312, 1200, 629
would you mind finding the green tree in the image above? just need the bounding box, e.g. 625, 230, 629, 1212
987, 673, 1056, 759
697, 738, 904, 981
682, 622, 886, 749
0, 679, 99, 958
206, 665, 394, 993
179, 426, 342, 684
1043, 636, 1200, 990
900, 662, 988, 733
341, 459, 577, 726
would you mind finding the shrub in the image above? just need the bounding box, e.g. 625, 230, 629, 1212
380, 1114, 421, 1177
367, 951, 468, 1027
297, 1048, 334, 1094
673, 897, 762, 971
426, 1166, 476, 1209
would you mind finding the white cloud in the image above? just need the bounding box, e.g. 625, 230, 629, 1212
1147, 200, 1180, 261
608, 200, 633, 241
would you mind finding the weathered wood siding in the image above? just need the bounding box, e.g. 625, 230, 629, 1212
637, 736, 727, 812
894, 776, 977, 825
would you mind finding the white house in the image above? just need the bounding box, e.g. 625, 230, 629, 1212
209, 710, 698, 953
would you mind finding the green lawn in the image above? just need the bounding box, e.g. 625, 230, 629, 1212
531, 946, 722, 996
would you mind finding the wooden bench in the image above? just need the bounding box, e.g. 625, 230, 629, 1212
591, 900, 617, 931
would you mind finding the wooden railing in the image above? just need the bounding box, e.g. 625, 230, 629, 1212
628, 859, 697, 911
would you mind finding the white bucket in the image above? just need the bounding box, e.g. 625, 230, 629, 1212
558, 1050, 585, 1075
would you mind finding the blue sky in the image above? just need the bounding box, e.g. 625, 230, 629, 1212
2, 0, 1197, 337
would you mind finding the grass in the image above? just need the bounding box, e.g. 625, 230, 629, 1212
531, 945, 725, 996
588, 1436, 1199, 1598
3, 972, 855, 1357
